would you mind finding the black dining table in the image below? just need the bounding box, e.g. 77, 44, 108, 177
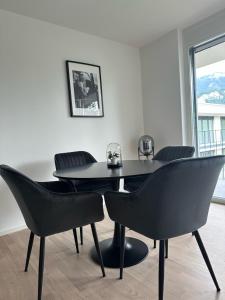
53, 159, 167, 268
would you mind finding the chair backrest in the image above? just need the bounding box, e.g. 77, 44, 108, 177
132, 156, 225, 240
55, 151, 97, 170
153, 146, 195, 161
0, 165, 49, 235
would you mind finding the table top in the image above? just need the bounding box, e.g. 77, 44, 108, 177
53, 159, 167, 180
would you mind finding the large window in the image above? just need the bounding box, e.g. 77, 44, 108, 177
198, 117, 214, 145
191, 35, 225, 201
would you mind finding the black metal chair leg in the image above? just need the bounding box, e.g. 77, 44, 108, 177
159, 240, 165, 300
165, 240, 168, 259
154, 240, 157, 248
38, 237, 45, 300
24, 231, 34, 272
73, 229, 79, 254
80, 227, 83, 245
193, 231, 220, 292
91, 223, 105, 277
120, 225, 126, 279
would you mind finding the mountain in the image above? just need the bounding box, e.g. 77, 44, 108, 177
196, 73, 225, 104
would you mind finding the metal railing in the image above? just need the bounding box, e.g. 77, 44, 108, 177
198, 129, 225, 178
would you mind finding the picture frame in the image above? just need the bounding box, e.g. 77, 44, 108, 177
66, 60, 104, 117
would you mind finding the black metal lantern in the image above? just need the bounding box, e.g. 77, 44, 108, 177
138, 135, 154, 159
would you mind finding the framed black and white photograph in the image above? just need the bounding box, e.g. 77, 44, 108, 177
66, 60, 104, 117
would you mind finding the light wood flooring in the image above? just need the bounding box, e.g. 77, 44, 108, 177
0, 203, 225, 300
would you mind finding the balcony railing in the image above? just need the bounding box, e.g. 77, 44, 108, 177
198, 129, 225, 178
198, 129, 225, 153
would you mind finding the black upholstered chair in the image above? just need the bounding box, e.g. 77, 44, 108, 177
55, 151, 118, 193
124, 146, 195, 192
124, 146, 195, 252
55, 151, 119, 245
105, 156, 225, 300
0, 165, 105, 300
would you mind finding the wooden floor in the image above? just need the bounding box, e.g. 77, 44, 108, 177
0, 203, 225, 300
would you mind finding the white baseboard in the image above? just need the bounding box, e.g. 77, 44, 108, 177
0, 224, 27, 237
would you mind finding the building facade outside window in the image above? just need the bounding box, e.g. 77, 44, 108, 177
220, 117, 225, 142
198, 111, 225, 158
198, 116, 214, 146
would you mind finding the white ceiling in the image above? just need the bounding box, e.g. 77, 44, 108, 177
0, 0, 225, 47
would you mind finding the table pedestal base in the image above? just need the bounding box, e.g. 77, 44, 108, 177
90, 237, 149, 268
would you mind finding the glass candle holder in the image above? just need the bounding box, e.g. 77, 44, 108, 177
106, 143, 122, 168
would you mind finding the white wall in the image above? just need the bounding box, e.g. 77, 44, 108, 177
140, 29, 183, 151
0, 10, 144, 235
140, 8, 225, 151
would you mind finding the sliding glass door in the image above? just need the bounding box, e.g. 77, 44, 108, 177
191, 35, 225, 202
